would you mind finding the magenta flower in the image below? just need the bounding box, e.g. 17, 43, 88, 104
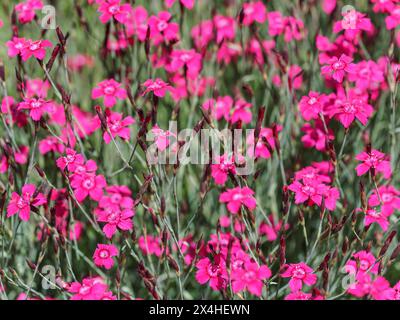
267, 11, 285, 37
345, 251, 379, 276
93, 244, 119, 269
333, 9, 374, 40
322, 0, 336, 14
281, 263, 317, 292
15, 0, 43, 24
362, 208, 391, 231
247, 126, 282, 160
242, 1, 267, 26
219, 187, 257, 214
92, 79, 127, 108
259, 216, 289, 242
20, 39, 52, 61
97, 0, 132, 24
195, 255, 228, 291
328, 89, 374, 128
385, 7, 400, 30
213, 15, 236, 43
7, 184, 47, 221
103, 111, 135, 144
71, 173, 107, 202
299, 92, 328, 121
165, 0, 194, 10
371, 0, 396, 13
148, 11, 179, 44
301, 120, 334, 152
56, 148, 85, 172
368, 185, 400, 216
202, 96, 233, 122
230, 99, 253, 124
68, 277, 109, 300
142, 79, 171, 98
168, 49, 202, 79
6, 37, 27, 57
355, 149, 392, 179
321, 54, 356, 83
191, 20, 214, 49
96, 207, 134, 238
138, 235, 165, 257
231, 261, 271, 297
211, 155, 236, 185
18, 98, 52, 121
99, 185, 134, 209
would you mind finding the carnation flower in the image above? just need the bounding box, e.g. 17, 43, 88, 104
92, 79, 127, 108
7, 184, 47, 221
355, 149, 392, 179
195, 255, 228, 291
219, 187, 257, 214
321, 54, 356, 83
231, 261, 271, 297
93, 244, 119, 269
281, 263, 317, 292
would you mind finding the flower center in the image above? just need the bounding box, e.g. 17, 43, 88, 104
104, 86, 116, 95
292, 267, 306, 279
207, 263, 220, 277
108, 5, 119, 14
17, 197, 28, 209
79, 285, 91, 296
29, 43, 40, 51
333, 61, 345, 70
82, 177, 95, 190
381, 193, 393, 203
99, 249, 110, 259
157, 21, 168, 31
343, 103, 356, 114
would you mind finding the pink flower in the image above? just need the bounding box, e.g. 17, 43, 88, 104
165, 0, 194, 10
283, 17, 305, 42
15, 0, 43, 24
362, 208, 391, 231
267, 11, 285, 37
259, 216, 289, 242
211, 155, 236, 185
56, 148, 85, 172
242, 1, 267, 26
6, 37, 27, 57
385, 6, 400, 30
371, 0, 396, 13
370, 277, 395, 300
103, 111, 135, 144
333, 9, 374, 40
96, 207, 134, 238
93, 244, 119, 269
68, 277, 109, 300
91, 79, 127, 108
39, 137, 65, 155
99, 185, 134, 209
138, 235, 165, 257
168, 49, 202, 79
18, 98, 52, 121
246, 126, 281, 160
7, 184, 47, 221
71, 173, 107, 202
345, 251, 379, 276
281, 263, 317, 292
151, 125, 176, 152
355, 149, 392, 179
148, 11, 179, 44
217, 42, 242, 65
97, 0, 132, 24
301, 120, 334, 152
195, 255, 228, 291
231, 261, 271, 297
289, 179, 338, 210
142, 79, 171, 98
299, 92, 328, 121
368, 185, 400, 216
202, 96, 233, 121
322, 0, 336, 14
348, 60, 385, 91
230, 99, 253, 124
219, 187, 257, 214
321, 54, 356, 83
191, 20, 214, 49
20, 39, 52, 61
328, 89, 374, 128
213, 15, 236, 43
25, 78, 50, 99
